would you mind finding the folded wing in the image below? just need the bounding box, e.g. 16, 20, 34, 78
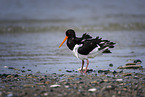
78, 36, 115, 55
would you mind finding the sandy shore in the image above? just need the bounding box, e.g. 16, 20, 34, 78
0, 70, 145, 97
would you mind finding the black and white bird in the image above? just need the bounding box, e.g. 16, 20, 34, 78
59, 29, 115, 73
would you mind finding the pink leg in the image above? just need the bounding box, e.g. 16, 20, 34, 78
81, 60, 84, 72
84, 59, 89, 73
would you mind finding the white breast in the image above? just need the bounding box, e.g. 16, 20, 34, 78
71, 44, 101, 60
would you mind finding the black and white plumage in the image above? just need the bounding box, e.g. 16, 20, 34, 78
59, 29, 115, 73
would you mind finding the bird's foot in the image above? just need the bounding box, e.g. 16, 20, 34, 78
79, 70, 86, 74
84, 70, 87, 73
79, 69, 83, 73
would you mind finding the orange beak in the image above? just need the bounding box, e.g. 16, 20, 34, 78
59, 36, 68, 48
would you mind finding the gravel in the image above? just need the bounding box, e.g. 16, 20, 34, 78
0, 70, 145, 97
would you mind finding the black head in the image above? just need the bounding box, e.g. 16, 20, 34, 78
66, 29, 76, 38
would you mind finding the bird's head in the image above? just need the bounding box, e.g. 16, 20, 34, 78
59, 29, 76, 48
66, 29, 76, 38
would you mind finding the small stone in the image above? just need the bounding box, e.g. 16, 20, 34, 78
88, 88, 97, 92
118, 65, 142, 69
112, 95, 116, 97
123, 73, 132, 76
36, 83, 44, 85
125, 63, 136, 66
112, 71, 117, 75
109, 63, 113, 67
59, 74, 64, 77
130, 51, 135, 53
119, 83, 126, 86
104, 79, 108, 82
4, 66, 8, 68
91, 81, 98, 84
119, 71, 123, 73
77, 81, 83, 84
14, 68, 20, 71
100, 80, 104, 84
45, 81, 50, 84
43, 92, 48, 96
27, 69, 31, 71
135, 73, 143, 76
21, 70, 26, 73
1, 74, 9, 78
123, 88, 127, 91
98, 69, 110, 74
8, 67, 15, 69
7, 92, 13, 97
98, 70, 103, 73
107, 75, 111, 78
65, 85, 69, 88
23, 84, 34, 88
116, 79, 123, 82
103, 85, 115, 90
118, 91, 121, 94
50, 84, 61, 88
40, 78, 44, 81
64, 82, 70, 85
134, 59, 142, 64
75, 77, 82, 80
36, 71, 40, 73
134, 76, 139, 79
7, 75, 14, 78
66, 70, 72, 72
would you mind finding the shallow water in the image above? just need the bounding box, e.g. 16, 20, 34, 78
0, 0, 145, 74
0, 31, 145, 74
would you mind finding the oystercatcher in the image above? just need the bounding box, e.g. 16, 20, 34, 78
59, 29, 115, 73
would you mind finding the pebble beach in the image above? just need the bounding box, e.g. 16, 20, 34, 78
1, 69, 145, 97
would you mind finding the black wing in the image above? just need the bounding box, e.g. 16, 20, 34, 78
82, 33, 92, 40
74, 33, 93, 44
78, 36, 102, 55
78, 36, 116, 55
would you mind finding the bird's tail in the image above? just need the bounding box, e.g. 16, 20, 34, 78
97, 37, 116, 53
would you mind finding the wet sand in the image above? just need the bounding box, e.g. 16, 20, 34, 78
0, 70, 145, 97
